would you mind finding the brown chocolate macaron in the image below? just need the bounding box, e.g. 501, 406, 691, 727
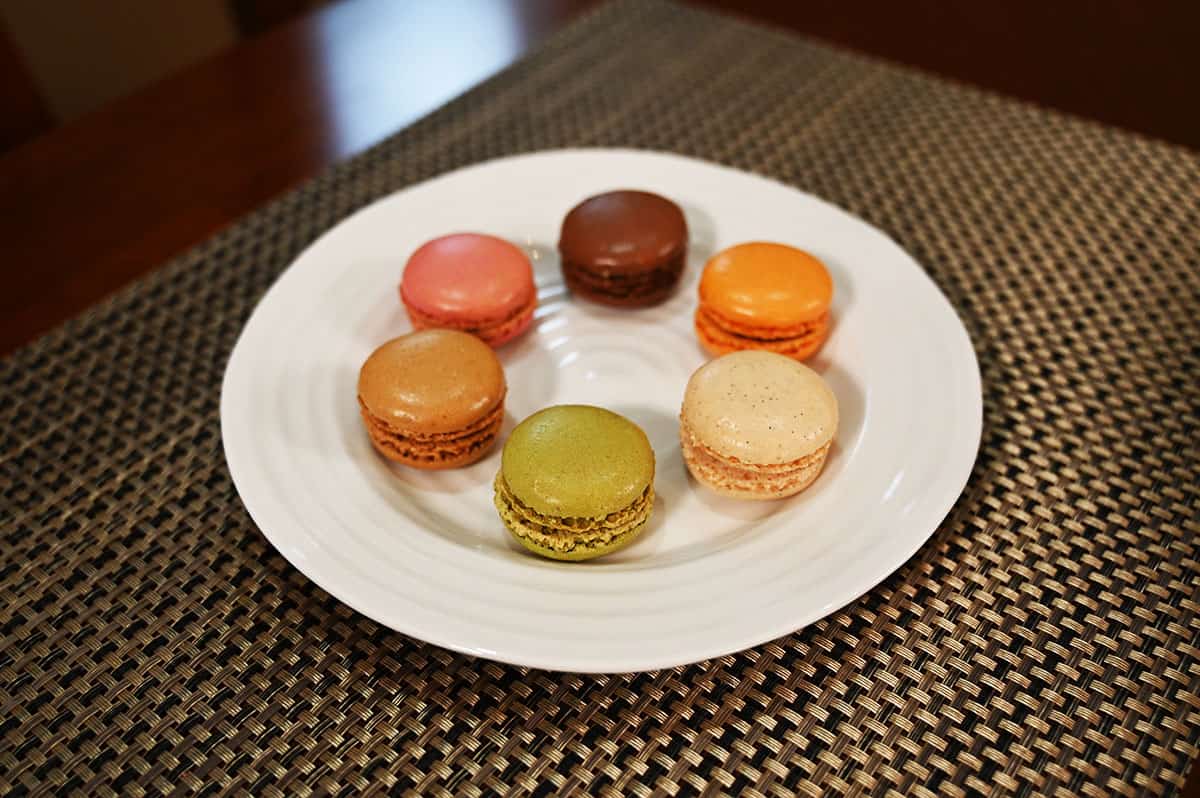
558, 190, 688, 307
357, 329, 506, 469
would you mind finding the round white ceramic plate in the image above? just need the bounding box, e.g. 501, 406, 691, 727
221, 149, 981, 673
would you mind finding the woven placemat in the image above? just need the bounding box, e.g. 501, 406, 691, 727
3, 1, 1198, 795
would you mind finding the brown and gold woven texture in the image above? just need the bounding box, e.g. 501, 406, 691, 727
3, 1, 1199, 795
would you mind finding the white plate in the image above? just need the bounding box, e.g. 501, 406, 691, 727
221, 149, 981, 673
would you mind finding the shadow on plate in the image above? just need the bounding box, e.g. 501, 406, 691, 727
680, 202, 718, 265
803, 358, 866, 473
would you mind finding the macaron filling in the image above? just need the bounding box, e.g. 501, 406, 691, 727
360, 397, 504, 467
698, 302, 828, 340
695, 306, 828, 358
681, 424, 831, 497
406, 295, 536, 347
563, 250, 685, 304
494, 473, 653, 559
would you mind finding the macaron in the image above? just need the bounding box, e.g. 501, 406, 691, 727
358, 329, 506, 469
494, 405, 655, 561
400, 233, 536, 347
695, 242, 833, 361
558, 190, 688, 307
680, 350, 838, 499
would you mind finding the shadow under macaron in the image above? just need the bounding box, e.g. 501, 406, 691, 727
803, 357, 865, 477
678, 201, 718, 266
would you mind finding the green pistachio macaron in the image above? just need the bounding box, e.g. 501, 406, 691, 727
494, 405, 655, 561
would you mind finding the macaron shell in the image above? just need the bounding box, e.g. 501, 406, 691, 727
400, 233, 535, 325
500, 405, 655, 518
680, 350, 838, 465
558, 190, 688, 272
562, 252, 685, 307
357, 329, 506, 436
699, 242, 833, 327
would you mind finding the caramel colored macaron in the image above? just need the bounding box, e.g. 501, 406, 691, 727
695, 242, 833, 361
680, 350, 838, 499
558, 190, 688, 307
357, 329, 506, 469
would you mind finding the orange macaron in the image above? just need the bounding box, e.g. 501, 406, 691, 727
695, 242, 833, 361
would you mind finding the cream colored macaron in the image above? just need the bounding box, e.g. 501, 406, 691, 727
679, 350, 838, 499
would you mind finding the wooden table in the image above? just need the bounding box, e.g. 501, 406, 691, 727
1, 0, 1197, 357
0, 0, 596, 356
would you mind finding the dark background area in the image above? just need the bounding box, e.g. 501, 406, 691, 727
0, 0, 1198, 356
702, 0, 1200, 153
4, 0, 1198, 154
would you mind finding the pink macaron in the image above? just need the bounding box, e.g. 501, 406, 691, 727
399, 233, 537, 347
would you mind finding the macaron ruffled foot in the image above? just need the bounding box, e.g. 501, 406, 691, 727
493, 472, 652, 561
